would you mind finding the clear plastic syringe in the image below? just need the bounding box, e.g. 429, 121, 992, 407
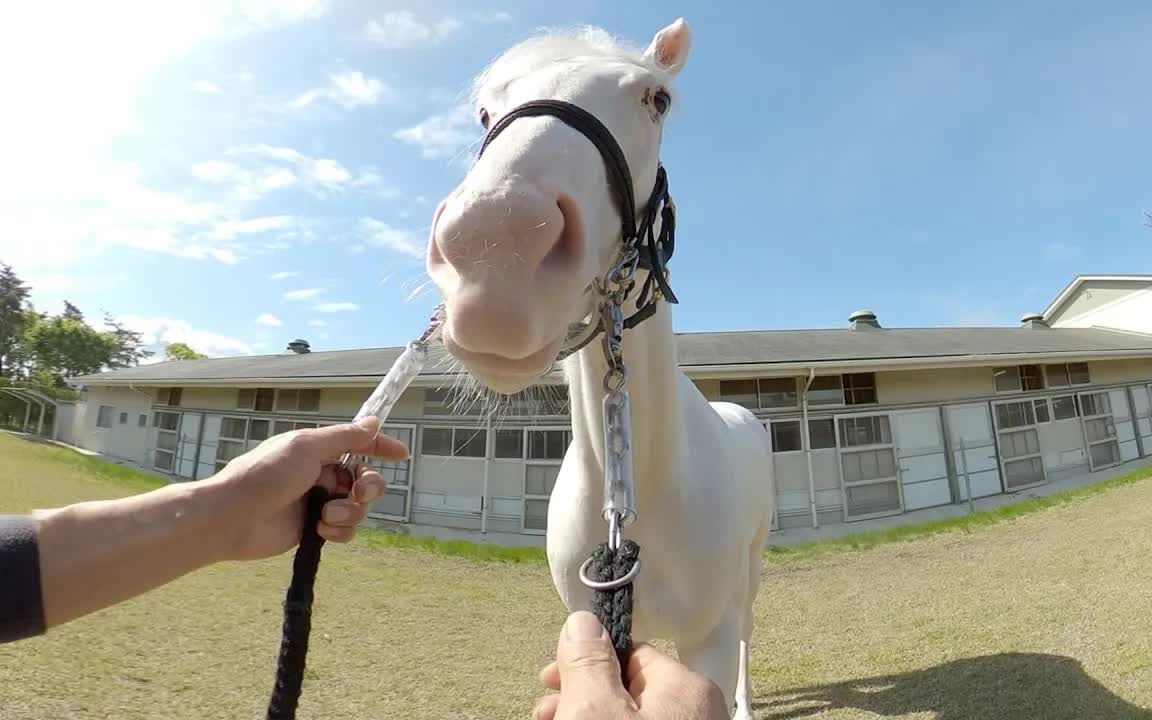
337, 305, 445, 469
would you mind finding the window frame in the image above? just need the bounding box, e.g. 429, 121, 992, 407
96, 405, 115, 429
521, 426, 570, 535
993, 363, 1092, 394
419, 425, 488, 459
152, 410, 181, 473
275, 388, 322, 414
155, 387, 183, 407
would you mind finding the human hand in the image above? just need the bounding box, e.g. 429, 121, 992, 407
533, 612, 728, 720
206, 416, 408, 561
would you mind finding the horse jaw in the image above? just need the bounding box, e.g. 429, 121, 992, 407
425, 22, 690, 395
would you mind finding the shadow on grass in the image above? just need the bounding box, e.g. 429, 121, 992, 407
756, 653, 1151, 719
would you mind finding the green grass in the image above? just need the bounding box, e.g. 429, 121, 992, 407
359, 527, 547, 563
766, 463, 1152, 560
5, 431, 1152, 719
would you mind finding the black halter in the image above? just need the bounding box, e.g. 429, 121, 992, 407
476, 100, 679, 329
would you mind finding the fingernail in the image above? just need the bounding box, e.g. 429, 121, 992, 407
356, 415, 380, 431
326, 505, 350, 523
566, 611, 607, 641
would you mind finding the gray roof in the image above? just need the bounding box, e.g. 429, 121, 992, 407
71, 325, 1152, 385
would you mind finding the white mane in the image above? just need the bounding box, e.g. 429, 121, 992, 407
469, 26, 676, 103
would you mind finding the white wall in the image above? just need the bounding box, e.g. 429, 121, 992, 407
77, 387, 154, 466
1050, 284, 1152, 333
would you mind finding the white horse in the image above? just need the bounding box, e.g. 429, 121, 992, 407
425, 19, 774, 718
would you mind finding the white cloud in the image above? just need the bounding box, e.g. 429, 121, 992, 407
269, 271, 299, 281
312, 158, 352, 184
307, 319, 327, 327
119, 315, 255, 357
365, 11, 462, 49
359, 218, 425, 258
293, 70, 395, 110
192, 80, 223, 94
393, 104, 478, 159
350, 168, 402, 199
210, 145, 359, 196
238, 0, 330, 26
213, 215, 296, 240
315, 302, 359, 313
256, 312, 284, 327
284, 288, 324, 301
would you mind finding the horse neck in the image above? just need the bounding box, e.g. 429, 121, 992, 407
565, 284, 684, 505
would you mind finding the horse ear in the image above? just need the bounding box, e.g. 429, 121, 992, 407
644, 18, 692, 74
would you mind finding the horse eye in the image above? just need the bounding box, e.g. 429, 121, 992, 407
652, 90, 671, 115
479, 108, 490, 129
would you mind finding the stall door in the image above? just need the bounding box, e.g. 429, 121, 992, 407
945, 403, 1004, 498
195, 415, 222, 480
1078, 391, 1122, 470
175, 412, 202, 479
992, 399, 1046, 491
835, 413, 903, 521
1109, 388, 1139, 462
1135, 385, 1152, 456
892, 409, 950, 510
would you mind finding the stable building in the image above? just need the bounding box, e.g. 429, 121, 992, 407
47, 274, 1152, 544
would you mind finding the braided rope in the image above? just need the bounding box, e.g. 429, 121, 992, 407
586, 539, 641, 676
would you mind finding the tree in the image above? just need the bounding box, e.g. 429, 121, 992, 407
165, 342, 208, 361
22, 315, 118, 385
103, 313, 154, 368
61, 301, 85, 322
0, 264, 31, 378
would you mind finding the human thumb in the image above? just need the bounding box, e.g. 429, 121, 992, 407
556, 612, 626, 698
307, 415, 381, 456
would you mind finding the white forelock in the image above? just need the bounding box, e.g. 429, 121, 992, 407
469, 26, 675, 104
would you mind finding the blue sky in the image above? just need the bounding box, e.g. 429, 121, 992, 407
1, 1, 1149, 358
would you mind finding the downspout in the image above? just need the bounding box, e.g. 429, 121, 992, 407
801, 367, 819, 528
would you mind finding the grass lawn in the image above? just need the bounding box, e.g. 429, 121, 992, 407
2, 432, 1152, 719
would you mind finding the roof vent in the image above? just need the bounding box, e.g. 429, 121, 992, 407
849, 309, 881, 330
1020, 312, 1048, 329
286, 339, 311, 354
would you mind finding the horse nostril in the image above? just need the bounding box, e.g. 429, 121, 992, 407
545, 193, 584, 270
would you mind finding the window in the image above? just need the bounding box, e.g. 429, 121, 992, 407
843, 373, 877, 405
507, 389, 569, 416
220, 417, 248, 439
995, 401, 1036, 429
156, 388, 182, 407
138, 414, 147, 428
1033, 399, 1051, 424
759, 378, 799, 409
272, 420, 317, 435
523, 499, 550, 531
994, 364, 1065, 393
153, 411, 180, 473
529, 430, 570, 460
424, 388, 483, 416
119, 411, 128, 425
494, 429, 524, 459
96, 406, 114, 428
276, 389, 321, 413
421, 427, 487, 457
839, 416, 891, 447
808, 418, 836, 449
453, 428, 487, 457
1079, 392, 1112, 417
719, 378, 800, 411
1045, 362, 1091, 388
237, 388, 275, 412
719, 380, 759, 410
994, 366, 1022, 393
770, 421, 802, 452
1052, 395, 1080, 420
249, 419, 270, 442
808, 376, 844, 406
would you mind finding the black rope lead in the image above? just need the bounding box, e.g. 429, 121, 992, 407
266, 485, 335, 720
586, 539, 641, 677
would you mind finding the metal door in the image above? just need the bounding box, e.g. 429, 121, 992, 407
945, 403, 1004, 498
834, 412, 903, 521
991, 399, 1046, 490
891, 409, 950, 510
1078, 391, 1121, 470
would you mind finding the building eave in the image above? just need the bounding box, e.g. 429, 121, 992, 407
69, 348, 1152, 388
1041, 274, 1152, 323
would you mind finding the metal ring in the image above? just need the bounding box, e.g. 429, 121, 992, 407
578, 557, 642, 591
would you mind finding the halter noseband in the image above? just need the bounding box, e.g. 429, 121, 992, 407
475, 99, 679, 353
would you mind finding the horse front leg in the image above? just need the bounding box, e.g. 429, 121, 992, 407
676, 613, 744, 716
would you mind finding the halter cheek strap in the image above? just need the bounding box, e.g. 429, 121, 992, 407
476, 99, 679, 325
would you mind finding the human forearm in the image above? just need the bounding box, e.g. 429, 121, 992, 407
33, 480, 232, 629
